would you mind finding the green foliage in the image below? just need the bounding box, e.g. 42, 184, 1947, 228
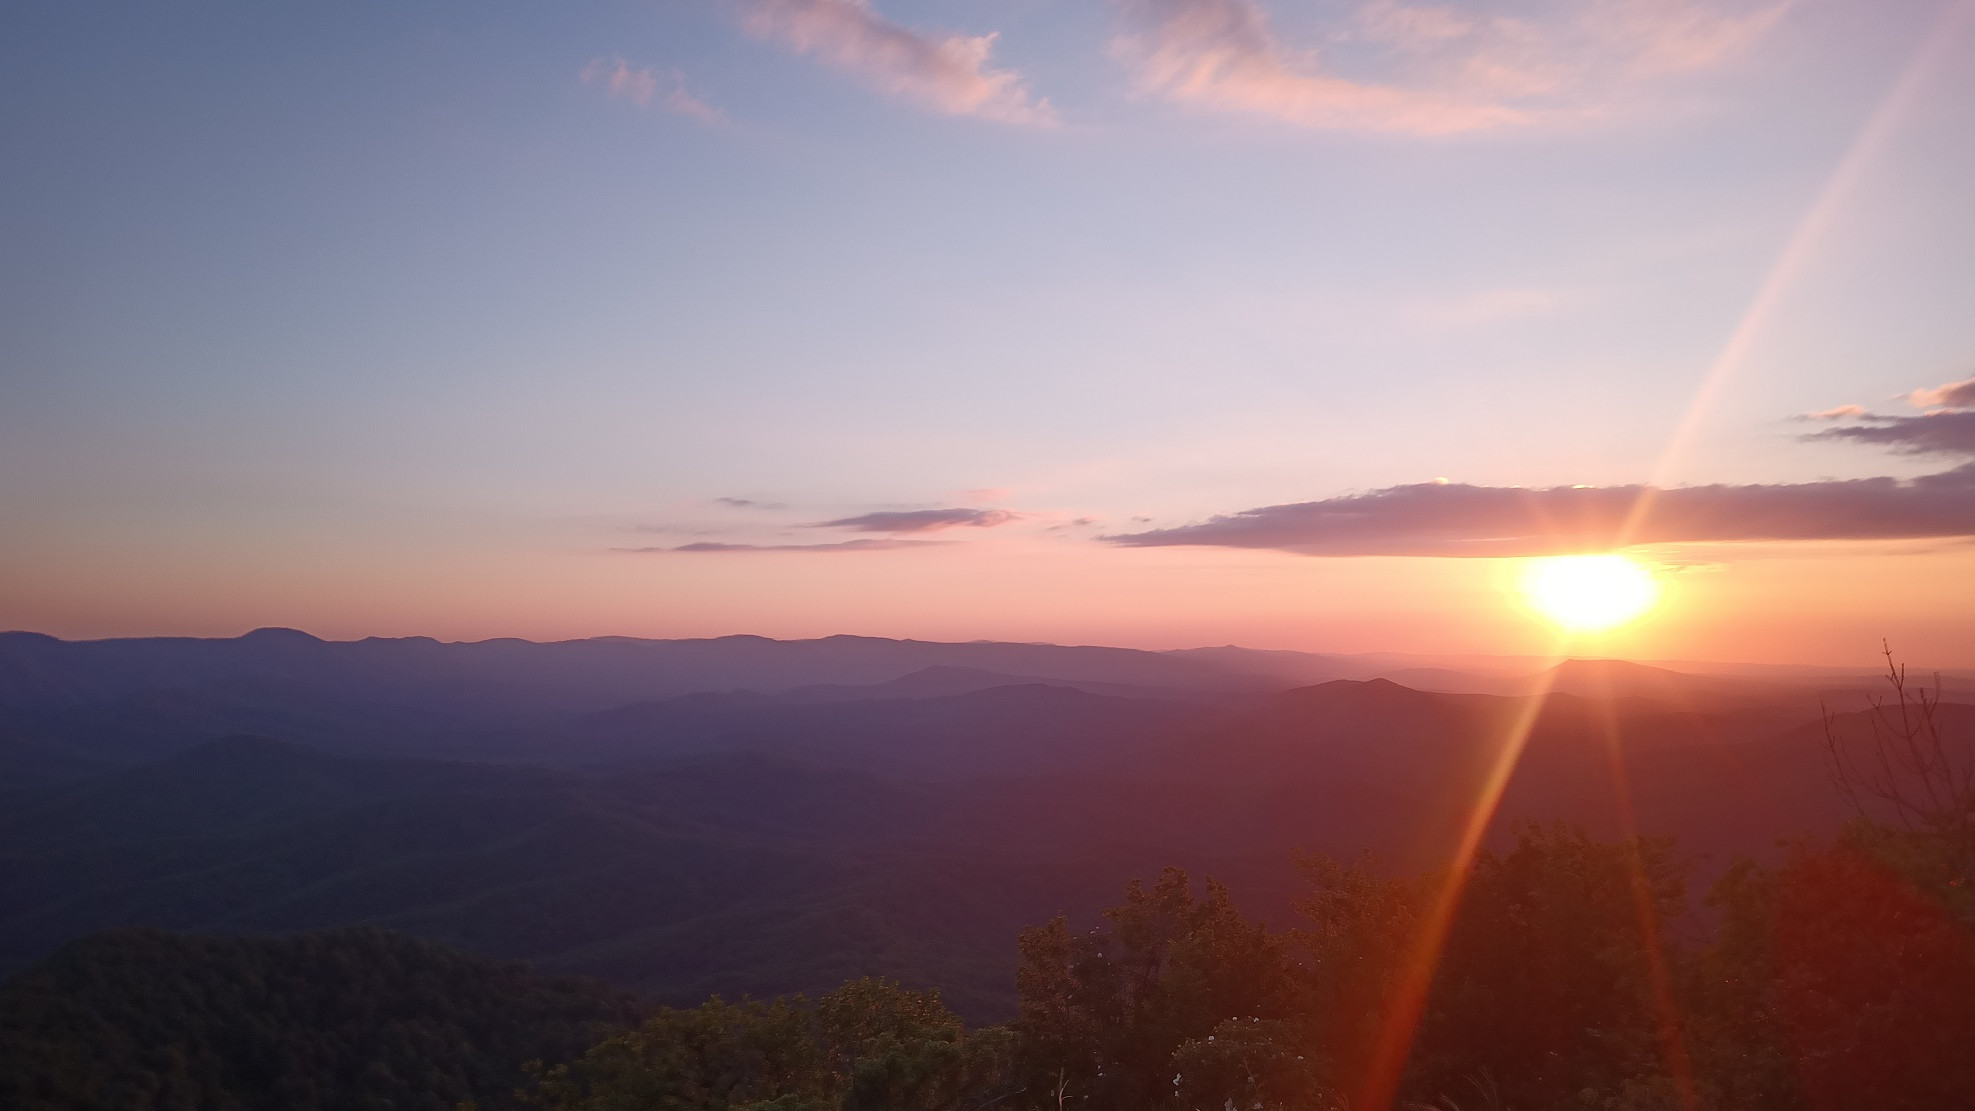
531, 978, 1016, 1111
528, 996, 830, 1111
1013, 868, 1316, 1111
1416, 825, 1687, 1109
1012, 829, 1703, 1110
1689, 822, 1975, 1111
0, 927, 640, 1111
1170, 1017, 1333, 1111
1293, 852, 1423, 1073
10, 822, 1975, 1111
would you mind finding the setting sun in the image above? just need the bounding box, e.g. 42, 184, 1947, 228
1518, 554, 1662, 634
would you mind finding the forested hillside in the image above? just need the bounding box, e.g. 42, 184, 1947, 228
5, 663, 1968, 1019
0, 927, 640, 1111
7, 815, 1971, 1110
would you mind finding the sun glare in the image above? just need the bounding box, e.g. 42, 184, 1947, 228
1518, 554, 1661, 634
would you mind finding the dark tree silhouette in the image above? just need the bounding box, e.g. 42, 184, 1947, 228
0, 928, 639, 1111
1823, 643, 1975, 872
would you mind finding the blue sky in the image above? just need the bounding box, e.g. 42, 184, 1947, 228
3, 0, 1973, 662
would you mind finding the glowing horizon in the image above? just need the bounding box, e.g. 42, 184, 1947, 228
3, 0, 1974, 669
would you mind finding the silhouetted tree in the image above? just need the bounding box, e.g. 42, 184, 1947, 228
1013, 869, 1309, 1111
1292, 852, 1422, 1086
1414, 825, 1689, 1110
0, 927, 637, 1111
530, 978, 1013, 1111
1823, 643, 1975, 873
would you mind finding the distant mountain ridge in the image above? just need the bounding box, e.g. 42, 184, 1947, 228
0, 629, 1280, 711
7, 675, 1965, 1019
777, 664, 1203, 704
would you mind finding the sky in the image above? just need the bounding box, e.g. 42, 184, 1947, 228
2, 0, 1973, 666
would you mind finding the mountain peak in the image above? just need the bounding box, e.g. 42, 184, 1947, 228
240, 627, 321, 643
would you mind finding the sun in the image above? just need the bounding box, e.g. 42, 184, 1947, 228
1518, 554, 1661, 634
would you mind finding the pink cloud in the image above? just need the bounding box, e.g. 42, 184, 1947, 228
1610, 0, 1790, 76
1804, 404, 1868, 421
1113, 0, 1525, 134
1111, 0, 1789, 134
662, 82, 728, 125
582, 57, 659, 106
582, 58, 728, 124
1909, 375, 1975, 411
737, 0, 1053, 124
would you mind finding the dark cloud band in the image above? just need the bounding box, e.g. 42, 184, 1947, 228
812, 508, 1018, 533
1102, 465, 1975, 557
627, 539, 949, 554
1803, 410, 1975, 458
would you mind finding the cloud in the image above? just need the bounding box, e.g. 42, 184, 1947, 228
661, 82, 728, 124
1801, 377, 1975, 456
737, 0, 1053, 124
1108, 0, 1786, 133
1805, 411, 1975, 459
583, 57, 659, 106
1099, 386, 1969, 566
713, 497, 788, 509
1111, 0, 1525, 133
629, 538, 949, 553
1103, 466, 1975, 556
812, 507, 1019, 533
582, 58, 728, 123
1355, 0, 1789, 87
1908, 375, 1975, 411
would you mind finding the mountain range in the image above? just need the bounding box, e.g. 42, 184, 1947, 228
3, 629, 1969, 1020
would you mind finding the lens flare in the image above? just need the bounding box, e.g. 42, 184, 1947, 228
1519, 554, 1660, 633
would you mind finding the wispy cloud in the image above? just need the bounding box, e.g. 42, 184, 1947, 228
1355, 0, 1787, 86
1109, 0, 1788, 133
1909, 375, 1975, 411
1806, 411, 1975, 459
1803, 377, 1975, 456
737, 0, 1054, 124
628, 538, 949, 553
713, 496, 789, 510
812, 507, 1019, 533
582, 57, 728, 124
1111, 0, 1523, 133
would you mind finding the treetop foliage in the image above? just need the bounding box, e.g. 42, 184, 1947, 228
0, 927, 640, 1111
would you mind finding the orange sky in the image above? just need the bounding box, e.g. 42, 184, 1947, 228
3, 1, 1974, 668
5, 530, 1969, 669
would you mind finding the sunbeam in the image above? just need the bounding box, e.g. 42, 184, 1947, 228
1591, 683, 1701, 1111
1354, 643, 1570, 1111
1619, 0, 1975, 548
